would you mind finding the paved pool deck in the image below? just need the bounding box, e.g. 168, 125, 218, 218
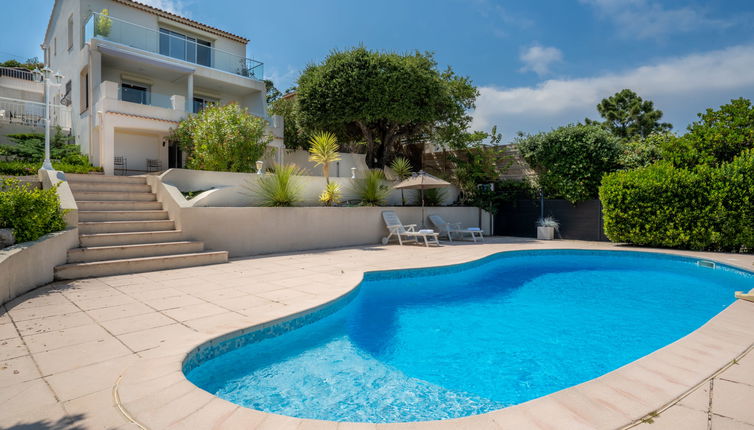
1, 237, 753, 430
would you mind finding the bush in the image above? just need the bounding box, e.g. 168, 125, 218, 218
517, 124, 622, 203
0, 178, 67, 243
661, 98, 754, 168
171, 103, 272, 173
251, 163, 303, 207
0, 161, 102, 175
352, 169, 390, 206
600, 150, 754, 252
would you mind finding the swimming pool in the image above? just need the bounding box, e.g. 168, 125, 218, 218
184, 250, 754, 423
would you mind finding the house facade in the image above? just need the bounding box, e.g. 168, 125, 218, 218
43, 0, 283, 175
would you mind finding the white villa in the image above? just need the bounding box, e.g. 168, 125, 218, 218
43, 0, 283, 175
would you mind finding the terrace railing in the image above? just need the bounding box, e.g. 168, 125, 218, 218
0, 67, 35, 81
0, 96, 71, 130
83, 13, 264, 80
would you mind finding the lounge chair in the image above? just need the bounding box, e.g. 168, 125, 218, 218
429, 214, 484, 242
381, 211, 440, 247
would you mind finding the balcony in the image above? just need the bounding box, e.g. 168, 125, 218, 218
97, 81, 186, 123
83, 13, 263, 80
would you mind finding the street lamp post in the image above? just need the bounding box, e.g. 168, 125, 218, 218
33, 67, 63, 170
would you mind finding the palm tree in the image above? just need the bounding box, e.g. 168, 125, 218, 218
390, 156, 413, 206
308, 131, 341, 184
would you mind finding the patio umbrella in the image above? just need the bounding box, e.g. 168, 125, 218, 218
393, 170, 451, 228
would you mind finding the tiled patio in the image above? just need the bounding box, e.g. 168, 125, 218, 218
1, 237, 753, 429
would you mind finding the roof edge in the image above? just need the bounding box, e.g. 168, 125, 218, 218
112, 0, 249, 44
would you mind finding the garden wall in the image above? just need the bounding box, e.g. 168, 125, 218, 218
494, 199, 607, 241
147, 172, 490, 257
157, 168, 461, 207
0, 228, 78, 304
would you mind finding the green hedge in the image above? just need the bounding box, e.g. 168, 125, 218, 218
0, 178, 67, 243
600, 149, 754, 252
0, 161, 103, 176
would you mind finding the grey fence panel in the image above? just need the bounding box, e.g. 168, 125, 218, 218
494, 199, 607, 241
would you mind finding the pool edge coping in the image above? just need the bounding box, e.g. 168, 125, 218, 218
113, 244, 754, 430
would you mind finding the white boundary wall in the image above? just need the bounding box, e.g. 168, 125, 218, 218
0, 229, 78, 304
157, 168, 460, 207
148, 169, 491, 257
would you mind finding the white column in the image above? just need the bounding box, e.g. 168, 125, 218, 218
101, 116, 115, 175
186, 73, 194, 113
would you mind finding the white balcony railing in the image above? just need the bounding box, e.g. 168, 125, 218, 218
83, 13, 264, 80
0, 96, 71, 130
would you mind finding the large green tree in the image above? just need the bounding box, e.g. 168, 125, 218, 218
661, 98, 754, 168
296, 47, 478, 168
268, 94, 308, 150
588, 89, 671, 139
517, 124, 622, 203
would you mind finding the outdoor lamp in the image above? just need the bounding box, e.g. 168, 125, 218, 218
32, 69, 43, 82
54, 72, 63, 84
351, 167, 356, 179
256, 160, 264, 175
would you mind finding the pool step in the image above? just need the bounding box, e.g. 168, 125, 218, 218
69, 182, 152, 193
79, 230, 185, 247
66, 173, 146, 184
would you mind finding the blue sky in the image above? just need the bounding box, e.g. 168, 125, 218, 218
4, 0, 754, 140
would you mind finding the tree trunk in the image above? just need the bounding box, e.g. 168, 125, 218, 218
356, 121, 376, 168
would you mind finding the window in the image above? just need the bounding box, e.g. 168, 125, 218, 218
121, 82, 150, 105
80, 69, 89, 113
159, 28, 212, 67
192, 96, 217, 113
67, 15, 73, 50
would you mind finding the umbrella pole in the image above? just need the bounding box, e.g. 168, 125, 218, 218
421, 188, 425, 228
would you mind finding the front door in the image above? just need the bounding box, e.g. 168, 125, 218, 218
168, 140, 183, 168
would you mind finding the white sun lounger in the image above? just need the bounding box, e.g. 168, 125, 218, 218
381, 211, 440, 247
429, 214, 484, 242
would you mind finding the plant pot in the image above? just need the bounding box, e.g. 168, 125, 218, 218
537, 226, 555, 240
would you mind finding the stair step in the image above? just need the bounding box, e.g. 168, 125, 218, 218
80, 230, 184, 247
69, 182, 152, 193
78, 220, 175, 234
76, 201, 163, 211
67, 241, 205, 263
54, 251, 228, 280
72, 191, 156, 201
66, 173, 146, 184
79, 210, 169, 222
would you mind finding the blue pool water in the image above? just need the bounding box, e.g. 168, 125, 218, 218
185, 250, 754, 423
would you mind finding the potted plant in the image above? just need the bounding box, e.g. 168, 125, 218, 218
536, 216, 559, 240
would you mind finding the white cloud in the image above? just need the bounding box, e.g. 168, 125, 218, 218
580, 0, 731, 39
471, 44, 754, 140
265, 66, 299, 92
139, 0, 191, 17
519, 45, 563, 76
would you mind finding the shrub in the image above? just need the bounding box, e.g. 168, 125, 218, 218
0, 178, 67, 243
251, 163, 303, 207
517, 124, 622, 203
1, 127, 86, 164
414, 188, 446, 206
0, 161, 102, 175
319, 182, 342, 206
352, 169, 390, 206
600, 150, 754, 252
172, 103, 272, 173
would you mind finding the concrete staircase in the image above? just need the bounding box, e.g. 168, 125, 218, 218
55, 174, 227, 280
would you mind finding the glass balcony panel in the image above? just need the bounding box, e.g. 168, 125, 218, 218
83, 13, 263, 80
